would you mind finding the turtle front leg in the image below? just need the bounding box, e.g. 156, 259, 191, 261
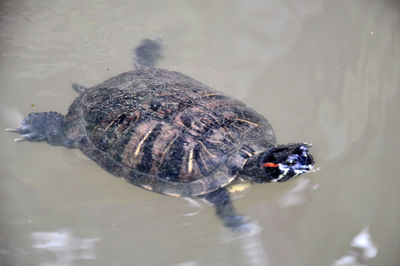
6, 112, 74, 148
205, 188, 251, 232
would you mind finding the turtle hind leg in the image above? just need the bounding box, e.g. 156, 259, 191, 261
204, 188, 253, 232
6, 112, 74, 148
133, 38, 163, 68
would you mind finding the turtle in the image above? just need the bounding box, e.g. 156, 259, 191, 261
6, 39, 314, 231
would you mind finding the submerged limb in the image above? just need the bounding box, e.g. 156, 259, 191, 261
133, 38, 163, 68
204, 188, 251, 232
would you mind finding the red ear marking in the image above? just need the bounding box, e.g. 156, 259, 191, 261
262, 162, 279, 168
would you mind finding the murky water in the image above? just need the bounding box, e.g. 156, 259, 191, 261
1, 0, 399, 265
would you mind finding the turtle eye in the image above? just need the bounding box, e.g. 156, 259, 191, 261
286, 159, 295, 166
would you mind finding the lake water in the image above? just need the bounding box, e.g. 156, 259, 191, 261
1, 0, 399, 265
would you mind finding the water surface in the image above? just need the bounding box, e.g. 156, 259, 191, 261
1, 0, 399, 265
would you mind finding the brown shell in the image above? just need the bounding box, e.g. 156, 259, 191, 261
63, 67, 275, 197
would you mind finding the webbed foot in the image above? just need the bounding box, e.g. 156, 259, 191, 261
6, 112, 73, 147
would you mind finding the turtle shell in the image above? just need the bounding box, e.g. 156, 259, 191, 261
63, 67, 276, 197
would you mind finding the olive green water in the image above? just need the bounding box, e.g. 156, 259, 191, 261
1, 0, 399, 265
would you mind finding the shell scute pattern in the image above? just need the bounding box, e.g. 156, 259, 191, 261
81, 88, 142, 152
173, 106, 223, 138
147, 93, 192, 119
68, 68, 272, 195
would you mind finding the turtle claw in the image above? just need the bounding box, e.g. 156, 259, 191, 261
9, 130, 40, 142
5, 128, 26, 141
5, 128, 19, 133
6, 114, 47, 143
304, 142, 313, 147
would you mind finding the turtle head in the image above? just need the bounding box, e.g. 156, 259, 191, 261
261, 143, 314, 182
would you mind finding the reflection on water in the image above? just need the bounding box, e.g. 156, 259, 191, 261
32, 229, 99, 266
278, 177, 310, 208
217, 220, 268, 266
333, 228, 378, 266
176, 262, 198, 266
238, 228, 269, 266
181, 198, 203, 217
